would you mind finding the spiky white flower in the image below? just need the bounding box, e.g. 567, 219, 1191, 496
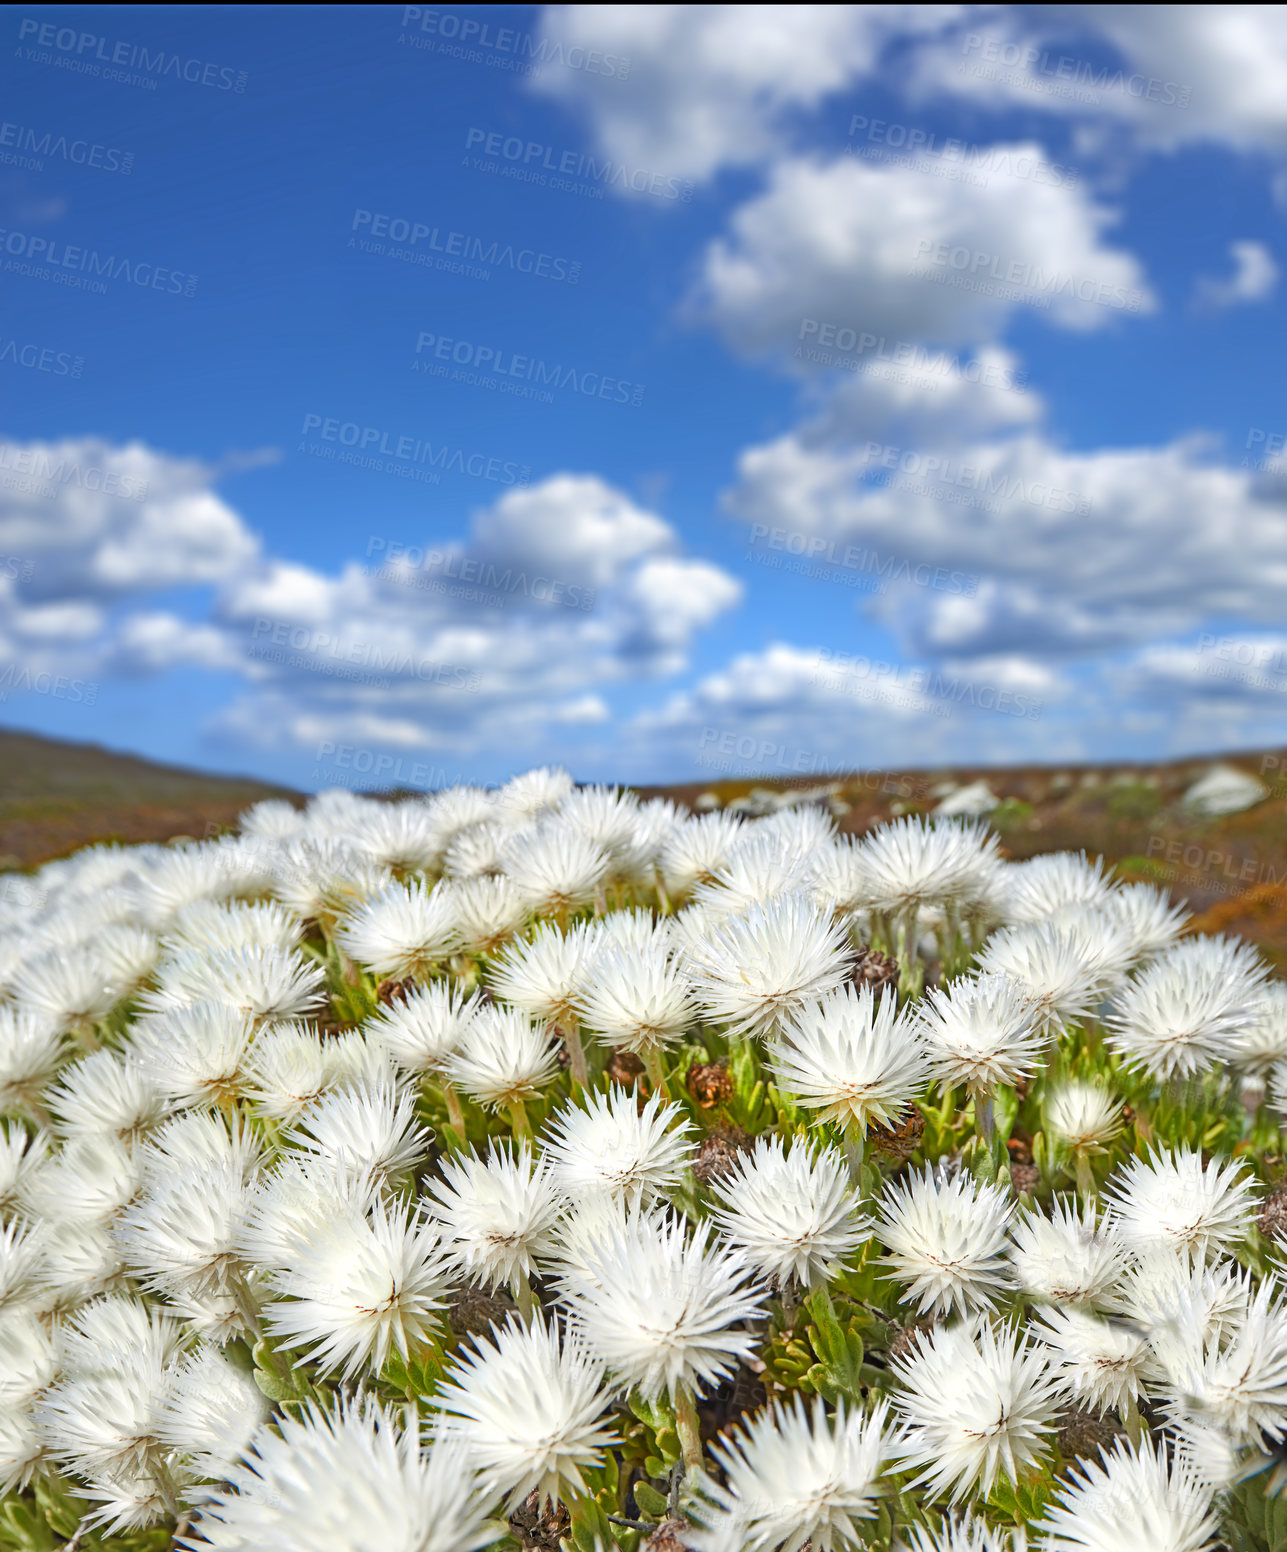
690, 1394, 891, 1552
156, 1344, 269, 1481
1036, 1436, 1218, 1551
707, 1135, 871, 1290
47, 1051, 167, 1144
35, 1341, 172, 1481
1008, 1197, 1127, 1307
1002, 851, 1114, 925
562, 1211, 765, 1401
114, 1153, 257, 1302
877, 1167, 1013, 1318
353, 801, 442, 874
89, 922, 160, 995
557, 785, 648, 881
29, 1218, 125, 1309
1107, 1252, 1251, 1387
500, 819, 609, 917
494, 765, 574, 825
368, 982, 481, 1077
241, 1021, 331, 1123
165, 899, 303, 956
891, 1319, 1061, 1503
691, 833, 815, 918
977, 919, 1111, 1035
130, 1002, 258, 1110
0, 1309, 57, 1404
10, 950, 119, 1032
542, 1087, 693, 1206
286, 1077, 428, 1194
576, 944, 696, 1055
434, 1315, 618, 1508
240, 798, 306, 839
0, 1219, 43, 1311
0, 1008, 63, 1118
807, 835, 872, 917
488, 921, 589, 1025
442, 819, 508, 880
768, 982, 928, 1140
447, 1005, 561, 1112
19, 1132, 140, 1226
899, 1516, 1021, 1552
180, 1399, 492, 1552
683, 893, 854, 1038
427, 1141, 564, 1296
1233, 981, 1287, 1078
1100, 882, 1190, 963
857, 816, 1000, 915
1159, 1278, 1287, 1448
916, 972, 1042, 1095
1044, 1081, 1123, 1155
658, 811, 743, 899
1034, 1305, 1149, 1414
272, 836, 389, 922
0, 1125, 48, 1218
1104, 1148, 1256, 1265
259, 1195, 452, 1380
145, 942, 326, 1023
336, 880, 459, 981
447, 875, 527, 954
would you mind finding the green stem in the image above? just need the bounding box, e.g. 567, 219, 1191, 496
443, 1079, 467, 1144
561, 1017, 590, 1089
1075, 1150, 1096, 1200
674, 1385, 703, 1474
843, 1127, 866, 1188
504, 1096, 531, 1139
642, 1045, 671, 1100
514, 1270, 539, 1324
973, 1087, 995, 1143
1121, 1393, 1147, 1445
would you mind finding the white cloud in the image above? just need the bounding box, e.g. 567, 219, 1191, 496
1193, 240, 1280, 309
531, 4, 964, 184
687, 153, 1152, 361
727, 429, 1287, 662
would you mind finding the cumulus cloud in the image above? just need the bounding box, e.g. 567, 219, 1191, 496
1193, 240, 1280, 310
687, 153, 1152, 361
726, 429, 1287, 662
530, 4, 964, 184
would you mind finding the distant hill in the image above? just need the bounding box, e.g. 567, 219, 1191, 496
0, 730, 301, 867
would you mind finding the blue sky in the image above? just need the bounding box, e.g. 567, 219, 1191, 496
4, 3, 1287, 792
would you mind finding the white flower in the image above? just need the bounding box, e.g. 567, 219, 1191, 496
165, 899, 303, 956
131, 1002, 258, 1110
1107, 1252, 1250, 1388
272, 837, 389, 922
19, 1132, 140, 1226
500, 819, 609, 917
658, 811, 744, 899
0, 1124, 48, 1218
561, 1211, 765, 1401
0, 1309, 57, 1405
260, 1194, 453, 1380
0, 1219, 43, 1311
1232, 982, 1287, 1077
156, 1344, 269, 1481
180, 1399, 492, 1552
368, 982, 482, 1077
427, 1140, 564, 1295
899, 1515, 1021, 1552
494, 765, 574, 825
576, 944, 696, 1055
683, 894, 854, 1037
1002, 851, 1114, 925
47, 1051, 167, 1144
557, 784, 648, 880
1103, 1148, 1256, 1265
857, 816, 999, 915
690, 1394, 890, 1552
768, 983, 929, 1137
29, 1219, 125, 1309
1100, 882, 1190, 963
447, 875, 527, 954
10, 950, 119, 1031
336, 880, 460, 981
691, 833, 814, 917
977, 920, 1109, 1036
891, 1319, 1061, 1503
447, 1005, 561, 1112
242, 1021, 332, 1124
442, 819, 508, 880
1034, 1305, 1149, 1414
1008, 1197, 1127, 1307
114, 1153, 257, 1302
916, 972, 1042, 1094
143, 943, 326, 1023
1036, 1436, 1219, 1551
707, 1135, 870, 1290
1159, 1278, 1287, 1449
542, 1087, 693, 1206
35, 1342, 172, 1481
0, 1008, 63, 1117
352, 800, 442, 873
287, 1076, 428, 1194
1044, 1081, 1123, 1155
488, 921, 590, 1024
877, 1166, 1013, 1318
434, 1315, 618, 1508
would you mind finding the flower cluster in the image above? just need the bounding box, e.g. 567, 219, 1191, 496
0, 777, 1282, 1551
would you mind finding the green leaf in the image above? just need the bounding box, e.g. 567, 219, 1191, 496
632, 1482, 669, 1518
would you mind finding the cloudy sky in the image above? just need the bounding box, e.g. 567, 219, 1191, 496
4, 4, 1287, 791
